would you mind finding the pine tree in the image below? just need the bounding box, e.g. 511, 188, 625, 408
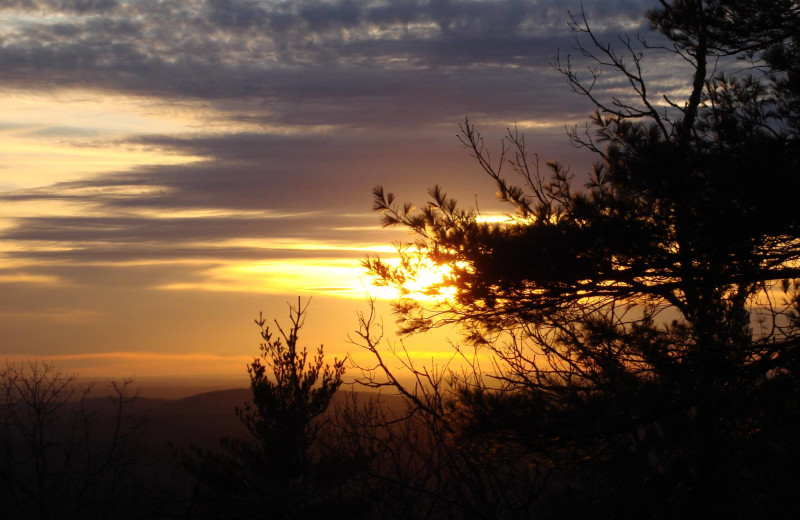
365, 1, 800, 517
180, 299, 348, 519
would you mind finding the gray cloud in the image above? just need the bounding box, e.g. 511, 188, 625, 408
0, 211, 393, 247
0, 0, 684, 363
0, 0, 655, 124
0, 114, 594, 268
3, 244, 380, 264
1, 127, 506, 210
0, 0, 666, 262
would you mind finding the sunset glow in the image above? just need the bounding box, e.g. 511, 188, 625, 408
0, 0, 658, 379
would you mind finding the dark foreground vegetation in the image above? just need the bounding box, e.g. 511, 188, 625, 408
3, 1, 800, 518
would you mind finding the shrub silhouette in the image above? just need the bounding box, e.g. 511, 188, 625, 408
0, 361, 145, 520
180, 299, 354, 519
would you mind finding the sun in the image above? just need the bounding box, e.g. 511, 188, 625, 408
390, 258, 458, 302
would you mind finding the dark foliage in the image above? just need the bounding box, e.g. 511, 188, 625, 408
178, 299, 358, 520
0, 362, 146, 520
365, 1, 800, 518
345, 302, 548, 520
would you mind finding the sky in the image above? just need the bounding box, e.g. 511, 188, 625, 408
0, 0, 676, 380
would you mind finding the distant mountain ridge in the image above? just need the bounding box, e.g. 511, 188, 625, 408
70, 387, 406, 463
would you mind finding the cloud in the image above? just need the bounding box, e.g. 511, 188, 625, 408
0, 0, 657, 128
0, 212, 391, 247
0, 127, 482, 210
0, 119, 591, 273
1, 0, 120, 13
0, 0, 683, 363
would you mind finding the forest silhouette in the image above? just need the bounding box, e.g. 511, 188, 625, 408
3, 0, 800, 518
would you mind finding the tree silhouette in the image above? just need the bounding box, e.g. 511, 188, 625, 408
365, 1, 800, 518
346, 301, 547, 520
0, 361, 144, 520
180, 299, 351, 519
